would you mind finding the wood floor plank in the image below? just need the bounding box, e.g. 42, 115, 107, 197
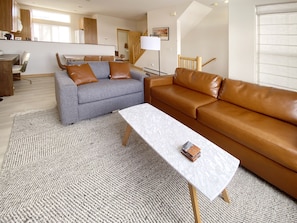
0, 76, 56, 167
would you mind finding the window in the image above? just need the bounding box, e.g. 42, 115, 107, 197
32, 9, 71, 43
33, 23, 71, 43
256, 2, 297, 92
32, 10, 70, 23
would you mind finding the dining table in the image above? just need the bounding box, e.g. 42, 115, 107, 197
0, 54, 20, 96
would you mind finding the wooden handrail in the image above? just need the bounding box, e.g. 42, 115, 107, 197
202, 57, 216, 67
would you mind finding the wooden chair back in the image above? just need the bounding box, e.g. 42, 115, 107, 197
56, 53, 67, 70
84, 55, 101, 61
13, 52, 30, 74
12, 51, 32, 84
101, 56, 115, 61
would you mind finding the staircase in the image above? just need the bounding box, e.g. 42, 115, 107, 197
130, 30, 147, 64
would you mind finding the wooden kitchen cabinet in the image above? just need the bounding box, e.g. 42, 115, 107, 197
0, 0, 20, 32
0, 54, 19, 96
14, 9, 32, 40
80, 17, 98, 44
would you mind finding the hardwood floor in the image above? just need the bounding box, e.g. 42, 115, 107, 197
0, 76, 56, 167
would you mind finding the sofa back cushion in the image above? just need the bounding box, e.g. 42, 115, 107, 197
173, 68, 222, 98
219, 78, 297, 125
88, 61, 110, 79
67, 61, 110, 79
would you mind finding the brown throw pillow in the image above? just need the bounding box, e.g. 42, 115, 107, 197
109, 62, 131, 79
67, 63, 98, 85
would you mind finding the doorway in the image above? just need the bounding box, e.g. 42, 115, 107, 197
117, 29, 129, 61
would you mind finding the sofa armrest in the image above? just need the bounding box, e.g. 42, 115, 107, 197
55, 71, 79, 125
130, 69, 146, 83
144, 75, 174, 103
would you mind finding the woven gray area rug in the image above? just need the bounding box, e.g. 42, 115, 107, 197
0, 108, 296, 223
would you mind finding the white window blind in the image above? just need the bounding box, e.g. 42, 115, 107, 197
33, 23, 71, 43
32, 9, 71, 43
256, 2, 297, 92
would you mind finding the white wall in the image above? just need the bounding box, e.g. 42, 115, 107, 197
95, 15, 145, 50
135, 2, 192, 75
148, 8, 179, 75
136, 19, 148, 34
0, 40, 115, 75
141, 0, 296, 81
135, 2, 215, 75
228, 0, 256, 82
182, 6, 228, 77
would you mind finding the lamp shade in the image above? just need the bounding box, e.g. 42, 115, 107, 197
141, 36, 160, 51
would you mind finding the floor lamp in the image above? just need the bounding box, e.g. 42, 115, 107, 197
140, 36, 161, 75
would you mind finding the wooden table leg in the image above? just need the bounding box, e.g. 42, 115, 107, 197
188, 183, 201, 223
221, 189, 230, 203
122, 124, 132, 146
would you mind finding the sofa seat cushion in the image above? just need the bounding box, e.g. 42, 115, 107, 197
197, 100, 297, 172
151, 85, 217, 119
78, 78, 142, 104
219, 78, 297, 125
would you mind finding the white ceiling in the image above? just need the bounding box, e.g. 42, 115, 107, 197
16, 0, 228, 20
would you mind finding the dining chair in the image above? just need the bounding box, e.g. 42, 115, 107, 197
101, 56, 115, 61
84, 55, 101, 61
12, 51, 32, 84
56, 53, 67, 70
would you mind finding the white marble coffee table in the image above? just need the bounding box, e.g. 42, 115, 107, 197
119, 103, 239, 223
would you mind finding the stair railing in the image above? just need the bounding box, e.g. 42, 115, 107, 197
202, 57, 216, 67
178, 55, 202, 71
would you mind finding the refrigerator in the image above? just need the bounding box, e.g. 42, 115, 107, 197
75, 30, 85, 44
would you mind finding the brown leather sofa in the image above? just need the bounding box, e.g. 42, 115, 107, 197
144, 68, 297, 199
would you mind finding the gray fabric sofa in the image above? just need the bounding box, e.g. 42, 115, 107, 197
55, 61, 145, 125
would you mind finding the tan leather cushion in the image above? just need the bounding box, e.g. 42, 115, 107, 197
151, 85, 217, 118
174, 68, 222, 98
197, 100, 297, 172
66, 63, 98, 86
109, 62, 131, 79
219, 79, 297, 126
